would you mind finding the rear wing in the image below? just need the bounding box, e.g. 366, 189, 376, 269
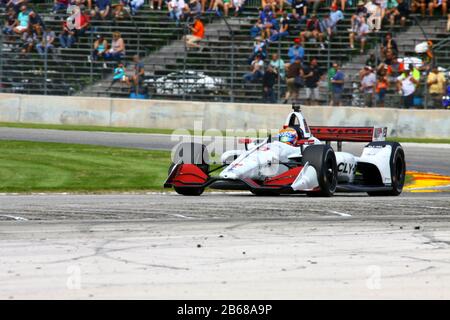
309, 126, 387, 143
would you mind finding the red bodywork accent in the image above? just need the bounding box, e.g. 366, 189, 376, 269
171, 164, 208, 187
309, 126, 374, 142
264, 166, 303, 187
238, 138, 253, 144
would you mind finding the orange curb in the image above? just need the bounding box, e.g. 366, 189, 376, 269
405, 171, 450, 193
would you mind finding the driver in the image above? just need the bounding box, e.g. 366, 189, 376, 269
278, 128, 298, 145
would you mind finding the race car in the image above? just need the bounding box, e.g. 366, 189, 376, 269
164, 105, 406, 197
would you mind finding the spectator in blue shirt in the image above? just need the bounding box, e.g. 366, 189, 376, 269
269, 11, 290, 43
91, 0, 111, 19
288, 38, 304, 63
330, 63, 345, 106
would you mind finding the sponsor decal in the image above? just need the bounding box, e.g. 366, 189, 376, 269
338, 162, 356, 174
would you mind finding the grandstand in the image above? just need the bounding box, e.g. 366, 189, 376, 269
0, 0, 448, 107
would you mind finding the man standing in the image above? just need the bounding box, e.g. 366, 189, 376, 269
330, 63, 345, 106
360, 66, 377, 107
131, 54, 145, 95
284, 56, 303, 103
397, 68, 419, 108
427, 66, 447, 109
262, 64, 277, 103
302, 57, 322, 105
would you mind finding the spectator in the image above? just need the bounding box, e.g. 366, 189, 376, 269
376, 68, 388, 107
28, 9, 45, 36
291, 0, 308, 20
150, 0, 163, 10
397, 68, 419, 108
243, 54, 265, 83
349, 1, 368, 32
360, 66, 376, 107
13, 5, 29, 35
107, 62, 130, 91
329, 4, 344, 25
288, 38, 304, 64
53, 0, 70, 14
365, 53, 377, 68
284, 56, 303, 103
349, 16, 370, 53
130, 54, 145, 94
332, 0, 347, 11
184, 15, 204, 48
321, 11, 340, 43
59, 18, 76, 48
447, 12, 450, 32
20, 30, 37, 54
89, 34, 108, 61
269, 11, 289, 42
259, 5, 275, 39
214, 0, 232, 17
36, 27, 56, 57
186, 0, 201, 17
396, 0, 409, 26
112, 0, 128, 19
232, 0, 244, 16
6, 0, 26, 14
270, 53, 285, 81
300, 14, 324, 48
301, 57, 322, 105
411, 0, 426, 17
2, 8, 17, 43
262, 64, 277, 103
250, 18, 263, 39
427, 66, 447, 108
91, 0, 111, 19
248, 36, 267, 63
365, 0, 382, 32
386, 52, 404, 79
330, 63, 345, 106
104, 31, 125, 61
428, 0, 447, 17
128, 0, 145, 15
380, 32, 398, 57
327, 62, 337, 96
168, 0, 186, 25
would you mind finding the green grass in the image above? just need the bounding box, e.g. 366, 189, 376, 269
1, 122, 449, 143
387, 137, 450, 144
0, 141, 171, 193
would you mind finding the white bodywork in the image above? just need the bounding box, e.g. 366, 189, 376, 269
218, 108, 392, 191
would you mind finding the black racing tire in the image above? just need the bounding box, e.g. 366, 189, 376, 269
174, 186, 205, 196
168, 142, 209, 196
302, 144, 338, 197
367, 141, 406, 196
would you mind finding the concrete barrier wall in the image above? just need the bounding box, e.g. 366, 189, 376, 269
1, 93, 449, 138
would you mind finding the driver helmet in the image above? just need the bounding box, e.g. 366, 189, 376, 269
278, 128, 298, 145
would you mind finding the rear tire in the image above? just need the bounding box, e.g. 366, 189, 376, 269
302, 144, 338, 197
169, 142, 209, 196
367, 142, 406, 196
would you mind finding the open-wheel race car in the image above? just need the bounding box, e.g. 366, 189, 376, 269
164, 105, 406, 197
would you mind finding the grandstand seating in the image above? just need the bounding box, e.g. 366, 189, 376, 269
0, 0, 448, 107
